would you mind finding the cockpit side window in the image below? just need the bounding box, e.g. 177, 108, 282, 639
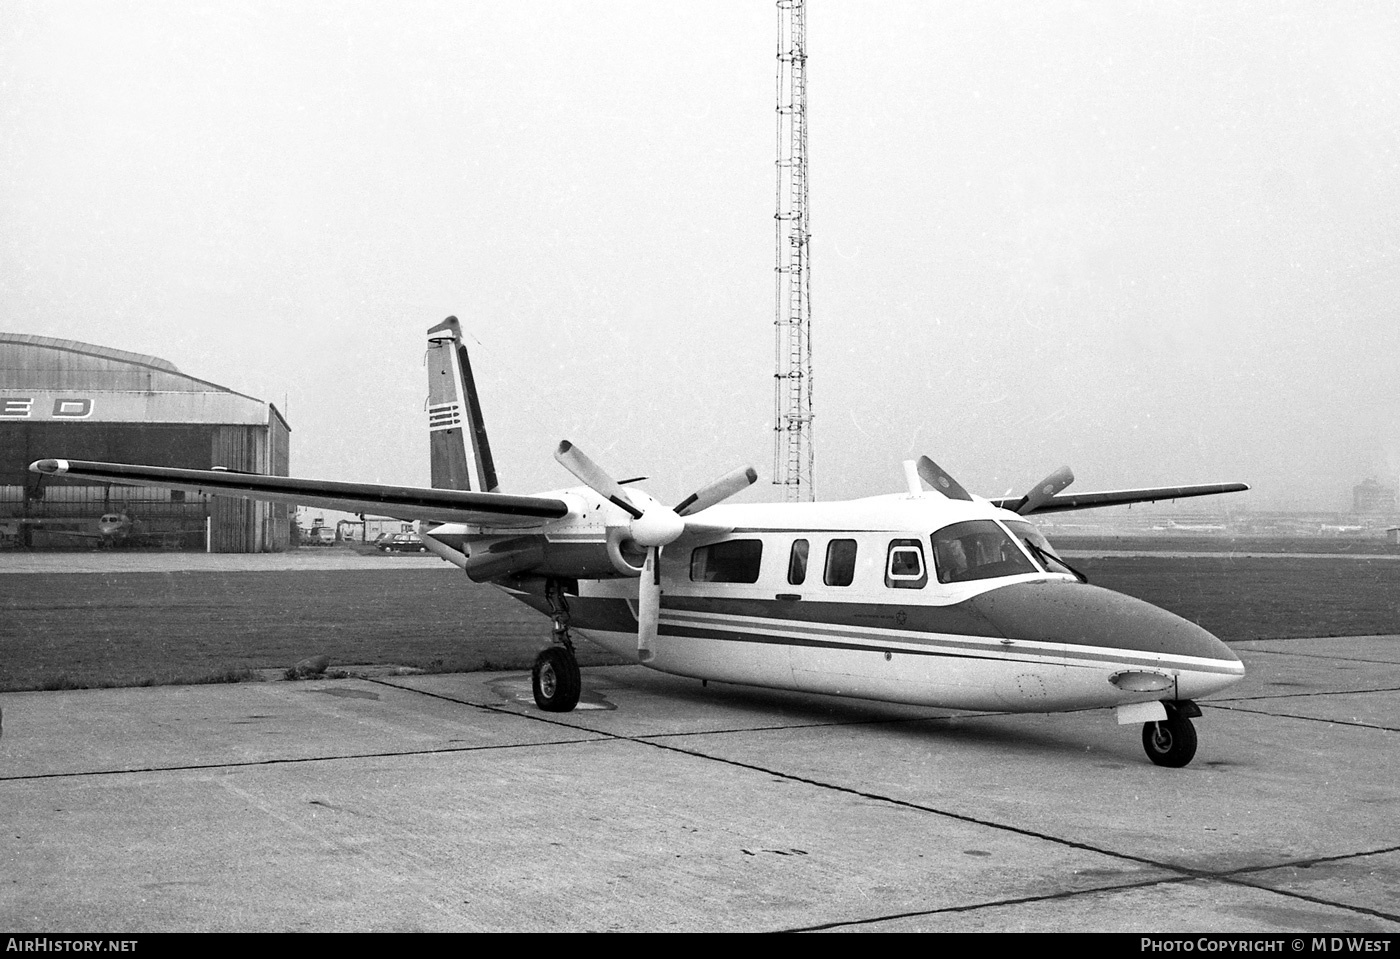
788, 539, 809, 585
931, 520, 1037, 584
885, 539, 927, 589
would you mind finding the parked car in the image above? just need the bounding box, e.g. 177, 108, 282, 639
377, 532, 427, 553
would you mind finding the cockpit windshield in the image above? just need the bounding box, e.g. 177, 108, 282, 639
931, 520, 1038, 584
1003, 520, 1081, 578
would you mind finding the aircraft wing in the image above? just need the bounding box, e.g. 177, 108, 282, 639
28, 459, 570, 528
17, 524, 104, 539
989, 482, 1249, 515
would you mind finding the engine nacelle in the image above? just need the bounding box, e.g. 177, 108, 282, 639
424, 525, 645, 583
422, 487, 654, 582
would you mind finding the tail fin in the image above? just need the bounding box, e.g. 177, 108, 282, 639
426, 316, 499, 492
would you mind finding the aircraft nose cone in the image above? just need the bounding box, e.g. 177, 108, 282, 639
967, 580, 1242, 669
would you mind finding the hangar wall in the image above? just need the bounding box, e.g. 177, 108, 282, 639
0, 334, 291, 552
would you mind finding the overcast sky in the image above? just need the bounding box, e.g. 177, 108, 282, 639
3, 1, 1397, 512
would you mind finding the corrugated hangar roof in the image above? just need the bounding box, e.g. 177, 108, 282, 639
1, 332, 288, 429
0, 332, 259, 398
1, 333, 181, 373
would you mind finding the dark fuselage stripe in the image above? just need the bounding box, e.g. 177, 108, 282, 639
659, 624, 1048, 666
510, 591, 1242, 674
651, 620, 1242, 675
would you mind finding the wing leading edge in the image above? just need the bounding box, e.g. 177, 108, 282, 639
28, 459, 570, 528
988, 482, 1250, 515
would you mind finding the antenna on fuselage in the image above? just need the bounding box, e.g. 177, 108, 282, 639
902, 461, 924, 498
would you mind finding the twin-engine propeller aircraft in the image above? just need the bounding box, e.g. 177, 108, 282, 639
31, 317, 1250, 767
9, 511, 141, 548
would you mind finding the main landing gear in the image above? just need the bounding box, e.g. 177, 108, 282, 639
533, 647, 580, 712
1141, 700, 1201, 768
532, 578, 581, 712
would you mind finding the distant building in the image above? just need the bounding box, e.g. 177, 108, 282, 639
1353, 478, 1397, 515
0, 333, 290, 551
295, 507, 410, 544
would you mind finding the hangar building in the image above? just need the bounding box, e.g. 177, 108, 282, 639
0, 333, 291, 551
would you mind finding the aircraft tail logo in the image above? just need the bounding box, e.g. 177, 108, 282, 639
426, 316, 499, 492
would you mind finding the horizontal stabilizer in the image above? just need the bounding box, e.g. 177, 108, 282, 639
29, 459, 569, 528
990, 482, 1250, 514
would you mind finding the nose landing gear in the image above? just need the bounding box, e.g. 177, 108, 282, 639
1142, 700, 1200, 767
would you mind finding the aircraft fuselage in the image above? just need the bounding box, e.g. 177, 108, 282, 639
467, 492, 1245, 714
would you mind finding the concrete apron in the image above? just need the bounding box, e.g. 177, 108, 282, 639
0, 639, 1397, 932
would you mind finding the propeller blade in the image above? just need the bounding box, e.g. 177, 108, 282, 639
673, 466, 759, 516
1013, 466, 1075, 515
553, 440, 683, 547
637, 546, 661, 662
915, 457, 974, 502
554, 441, 643, 519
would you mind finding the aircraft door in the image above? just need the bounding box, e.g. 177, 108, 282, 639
652, 537, 797, 689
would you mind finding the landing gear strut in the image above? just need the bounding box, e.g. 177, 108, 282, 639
1142, 701, 1200, 768
533, 578, 581, 712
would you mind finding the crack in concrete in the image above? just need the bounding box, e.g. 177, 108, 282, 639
1215, 687, 1400, 703
1209, 702, 1399, 733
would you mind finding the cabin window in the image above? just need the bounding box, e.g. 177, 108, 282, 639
690, 539, 763, 583
885, 539, 927, 589
931, 520, 1037, 584
823, 539, 858, 587
788, 539, 809, 585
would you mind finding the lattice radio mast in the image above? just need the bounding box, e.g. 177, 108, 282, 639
773, 0, 814, 501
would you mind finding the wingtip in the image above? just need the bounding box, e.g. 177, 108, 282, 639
29, 459, 68, 474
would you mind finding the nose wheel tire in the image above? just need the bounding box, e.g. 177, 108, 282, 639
532, 647, 581, 712
1142, 714, 1198, 768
